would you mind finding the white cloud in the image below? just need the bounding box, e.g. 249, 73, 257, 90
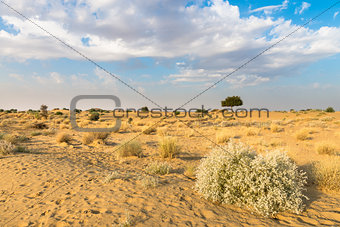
296, 2, 311, 15
9, 73, 23, 81
249, 0, 288, 14
0, 0, 340, 88
50, 72, 64, 84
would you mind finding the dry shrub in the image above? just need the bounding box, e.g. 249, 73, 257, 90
3, 134, 29, 145
295, 129, 311, 141
195, 141, 308, 217
145, 161, 171, 175
245, 128, 260, 136
0, 141, 15, 155
271, 124, 284, 133
116, 140, 143, 158
139, 175, 160, 188
158, 136, 180, 159
157, 127, 169, 137
82, 132, 110, 145
216, 131, 232, 144
313, 157, 340, 192
316, 142, 338, 155
56, 133, 72, 144
142, 126, 157, 135
184, 164, 196, 178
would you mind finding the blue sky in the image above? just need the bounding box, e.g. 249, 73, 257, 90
0, 0, 340, 111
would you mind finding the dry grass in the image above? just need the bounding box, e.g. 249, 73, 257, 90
145, 161, 171, 175
245, 128, 261, 136
295, 129, 311, 141
158, 136, 180, 159
216, 130, 232, 144
0, 141, 15, 155
139, 175, 160, 188
56, 133, 72, 144
316, 142, 338, 155
142, 126, 157, 135
313, 157, 340, 192
271, 124, 284, 133
116, 140, 143, 158
82, 132, 110, 145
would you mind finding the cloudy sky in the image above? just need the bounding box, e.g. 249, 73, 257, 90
0, 0, 340, 111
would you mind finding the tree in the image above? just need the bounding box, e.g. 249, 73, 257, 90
221, 96, 243, 110
40, 105, 48, 119
325, 107, 335, 113
89, 112, 100, 121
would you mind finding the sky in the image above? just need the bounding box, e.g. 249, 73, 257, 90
0, 0, 340, 111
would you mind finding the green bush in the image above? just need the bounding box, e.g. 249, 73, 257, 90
89, 112, 100, 121
55, 111, 63, 115
325, 107, 335, 113
195, 141, 307, 217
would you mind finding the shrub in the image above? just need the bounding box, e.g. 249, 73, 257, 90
295, 129, 311, 141
139, 175, 159, 188
216, 131, 232, 144
195, 141, 308, 217
316, 142, 338, 155
325, 107, 335, 113
158, 136, 180, 159
0, 141, 15, 155
142, 126, 157, 135
271, 124, 284, 133
31, 131, 42, 136
40, 104, 48, 119
55, 111, 63, 115
116, 140, 143, 158
145, 161, 171, 175
3, 134, 29, 145
56, 133, 72, 144
82, 132, 110, 145
245, 128, 260, 136
313, 158, 340, 192
89, 112, 100, 121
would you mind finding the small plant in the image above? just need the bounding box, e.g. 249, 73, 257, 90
142, 126, 157, 135
139, 175, 160, 188
31, 131, 42, 136
245, 128, 260, 136
216, 131, 232, 144
295, 129, 311, 141
316, 142, 338, 155
195, 141, 308, 217
103, 171, 120, 183
89, 112, 100, 121
116, 140, 143, 158
325, 107, 335, 113
313, 158, 340, 192
145, 161, 171, 175
158, 136, 180, 159
0, 141, 15, 155
82, 132, 110, 145
56, 133, 72, 144
271, 124, 284, 133
184, 164, 196, 178
55, 111, 63, 115
3, 134, 29, 145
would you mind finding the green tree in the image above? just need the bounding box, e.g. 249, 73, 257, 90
221, 96, 243, 110
40, 105, 48, 119
325, 107, 335, 113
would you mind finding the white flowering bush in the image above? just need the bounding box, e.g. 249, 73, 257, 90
195, 141, 308, 217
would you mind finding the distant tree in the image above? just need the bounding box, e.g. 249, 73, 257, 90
325, 107, 335, 113
89, 112, 100, 121
40, 105, 48, 119
221, 96, 243, 110
141, 106, 149, 112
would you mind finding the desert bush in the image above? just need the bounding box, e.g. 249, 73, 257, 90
195, 141, 307, 217
0, 141, 15, 155
216, 131, 232, 144
31, 131, 42, 136
103, 171, 120, 183
316, 142, 338, 155
295, 129, 311, 141
82, 132, 110, 145
312, 158, 340, 192
42, 128, 57, 136
55, 111, 63, 115
116, 140, 143, 158
325, 107, 335, 113
3, 134, 29, 145
271, 124, 284, 133
139, 175, 159, 188
56, 133, 72, 144
184, 164, 196, 178
40, 104, 48, 119
89, 112, 100, 121
142, 126, 157, 135
145, 161, 171, 175
245, 128, 260, 136
158, 136, 180, 159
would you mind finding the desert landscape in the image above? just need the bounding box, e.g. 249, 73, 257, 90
0, 108, 339, 226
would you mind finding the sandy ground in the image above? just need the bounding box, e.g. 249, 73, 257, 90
1, 110, 340, 226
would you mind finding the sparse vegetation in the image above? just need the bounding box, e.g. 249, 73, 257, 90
82, 132, 110, 145
116, 140, 143, 158
313, 158, 340, 192
295, 129, 311, 141
145, 161, 171, 175
158, 136, 180, 159
0, 141, 15, 155
195, 141, 308, 217
56, 133, 72, 144
139, 175, 160, 188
